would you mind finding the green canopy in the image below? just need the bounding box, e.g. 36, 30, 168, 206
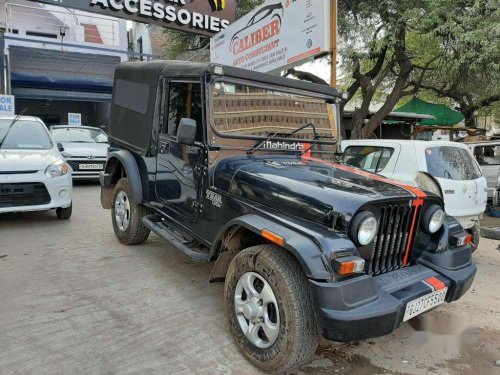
395, 97, 464, 126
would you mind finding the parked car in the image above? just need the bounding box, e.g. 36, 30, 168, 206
50, 125, 108, 180
0, 116, 72, 218
341, 140, 487, 248
464, 141, 500, 203
100, 61, 476, 373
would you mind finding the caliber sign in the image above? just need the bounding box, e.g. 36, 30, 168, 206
26, 0, 236, 36
210, 0, 330, 73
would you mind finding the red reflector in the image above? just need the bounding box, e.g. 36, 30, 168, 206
425, 277, 446, 291
464, 235, 473, 245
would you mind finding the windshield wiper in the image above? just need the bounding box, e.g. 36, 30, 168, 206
0, 109, 27, 149
247, 123, 318, 155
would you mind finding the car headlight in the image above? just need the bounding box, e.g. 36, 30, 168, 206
415, 172, 442, 197
422, 205, 445, 234
350, 211, 378, 246
45, 160, 69, 178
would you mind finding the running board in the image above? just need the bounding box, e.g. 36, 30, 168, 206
142, 215, 210, 262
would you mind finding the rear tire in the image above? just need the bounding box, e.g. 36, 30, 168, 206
111, 178, 151, 245
56, 204, 72, 220
480, 226, 500, 240
224, 245, 319, 373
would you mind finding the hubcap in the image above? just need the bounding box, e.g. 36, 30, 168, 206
114, 190, 130, 232
234, 272, 280, 349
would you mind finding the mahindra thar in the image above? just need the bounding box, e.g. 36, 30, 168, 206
100, 61, 476, 373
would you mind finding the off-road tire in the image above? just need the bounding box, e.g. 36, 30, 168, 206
480, 226, 500, 240
224, 245, 319, 373
111, 178, 151, 245
56, 204, 72, 220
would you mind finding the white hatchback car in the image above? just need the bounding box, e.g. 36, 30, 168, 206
341, 140, 487, 245
0, 116, 72, 219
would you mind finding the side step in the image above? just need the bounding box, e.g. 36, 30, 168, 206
142, 215, 210, 262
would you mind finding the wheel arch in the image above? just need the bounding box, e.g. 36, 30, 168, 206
208, 214, 331, 282
101, 150, 146, 206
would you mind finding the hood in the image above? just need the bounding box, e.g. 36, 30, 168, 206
214, 156, 414, 227
59, 142, 108, 158
0, 148, 62, 172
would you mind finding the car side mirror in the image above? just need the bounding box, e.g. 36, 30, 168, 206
57, 142, 65, 152
177, 118, 197, 145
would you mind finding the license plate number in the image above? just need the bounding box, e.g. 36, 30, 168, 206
79, 164, 103, 170
403, 288, 447, 322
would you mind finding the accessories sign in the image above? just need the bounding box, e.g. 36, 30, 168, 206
210, 0, 330, 73
26, 0, 236, 36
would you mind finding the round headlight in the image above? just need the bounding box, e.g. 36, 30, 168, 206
422, 205, 445, 234
350, 211, 378, 246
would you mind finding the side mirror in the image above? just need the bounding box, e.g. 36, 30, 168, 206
57, 142, 65, 152
177, 118, 197, 145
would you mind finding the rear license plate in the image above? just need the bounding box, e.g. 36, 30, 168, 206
403, 288, 447, 322
79, 164, 103, 170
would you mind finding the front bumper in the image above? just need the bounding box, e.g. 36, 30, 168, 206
0, 171, 72, 213
310, 246, 476, 342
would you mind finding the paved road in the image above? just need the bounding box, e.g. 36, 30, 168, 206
1, 183, 499, 375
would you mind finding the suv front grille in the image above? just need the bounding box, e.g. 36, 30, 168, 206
0, 183, 51, 208
367, 202, 421, 275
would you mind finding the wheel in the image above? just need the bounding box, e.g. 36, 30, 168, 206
480, 226, 500, 240
111, 178, 151, 245
224, 245, 319, 373
56, 204, 72, 220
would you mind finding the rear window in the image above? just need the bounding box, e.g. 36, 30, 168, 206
343, 146, 394, 173
425, 146, 481, 180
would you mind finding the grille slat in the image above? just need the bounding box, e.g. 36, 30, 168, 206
368, 202, 420, 276
0, 183, 50, 208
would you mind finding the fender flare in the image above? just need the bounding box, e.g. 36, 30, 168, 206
210, 214, 332, 280
104, 150, 144, 204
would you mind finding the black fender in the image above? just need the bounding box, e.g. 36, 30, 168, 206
209, 214, 332, 280
103, 149, 144, 204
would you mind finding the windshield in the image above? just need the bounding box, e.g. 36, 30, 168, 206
51, 127, 108, 143
211, 81, 337, 143
0, 119, 52, 150
425, 146, 482, 181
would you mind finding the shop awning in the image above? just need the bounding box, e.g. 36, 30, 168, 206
395, 97, 464, 126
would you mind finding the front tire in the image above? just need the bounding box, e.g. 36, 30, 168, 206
56, 204, 72, 220
111, 178, 151, 245
224, 245, 319, 373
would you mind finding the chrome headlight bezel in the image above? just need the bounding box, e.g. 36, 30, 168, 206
422, 204, 445, 234
45, 160, 69, 178
350, 211, 378, 246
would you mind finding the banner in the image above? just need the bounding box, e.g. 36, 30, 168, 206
210, 0, 330, 73
27, 0, 236, 36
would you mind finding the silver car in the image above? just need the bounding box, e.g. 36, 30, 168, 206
50, 125, 108, 180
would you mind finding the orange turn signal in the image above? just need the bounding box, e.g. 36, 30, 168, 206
261, 229, 285, 247
333, 256, 365, 275
463, 235, 473, 245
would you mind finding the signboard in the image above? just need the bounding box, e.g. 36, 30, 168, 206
0, 95, 15, 116
27, 0, 236, 36
68, 113, 82, 125
210, 0, 330, 73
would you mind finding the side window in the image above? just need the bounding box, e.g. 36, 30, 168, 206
343, 146, 394, 173
163, 82, 203, 141
474, 145, 500, 165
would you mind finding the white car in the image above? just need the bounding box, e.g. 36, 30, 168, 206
50, 125, 108, 180
341, 140, 487, 244
464, 141, 500, 204
0, 116, 72, 219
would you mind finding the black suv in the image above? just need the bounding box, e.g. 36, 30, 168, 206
100, 61, 476, 373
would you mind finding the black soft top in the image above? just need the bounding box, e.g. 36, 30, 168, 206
109, 60, 340, 154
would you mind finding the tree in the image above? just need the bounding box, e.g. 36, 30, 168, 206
409, 0, 500, 127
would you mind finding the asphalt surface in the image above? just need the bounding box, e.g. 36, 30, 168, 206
0, 182, 499, 375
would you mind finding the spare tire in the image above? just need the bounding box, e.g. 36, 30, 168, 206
480, 226, 500, 240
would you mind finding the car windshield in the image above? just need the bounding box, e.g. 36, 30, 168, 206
211, 81, 337, 145
425, 146, 482, 181
0, 119, 52, 150
51, 127, 108, 143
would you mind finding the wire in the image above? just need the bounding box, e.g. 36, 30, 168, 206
188, 43, 210, 61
